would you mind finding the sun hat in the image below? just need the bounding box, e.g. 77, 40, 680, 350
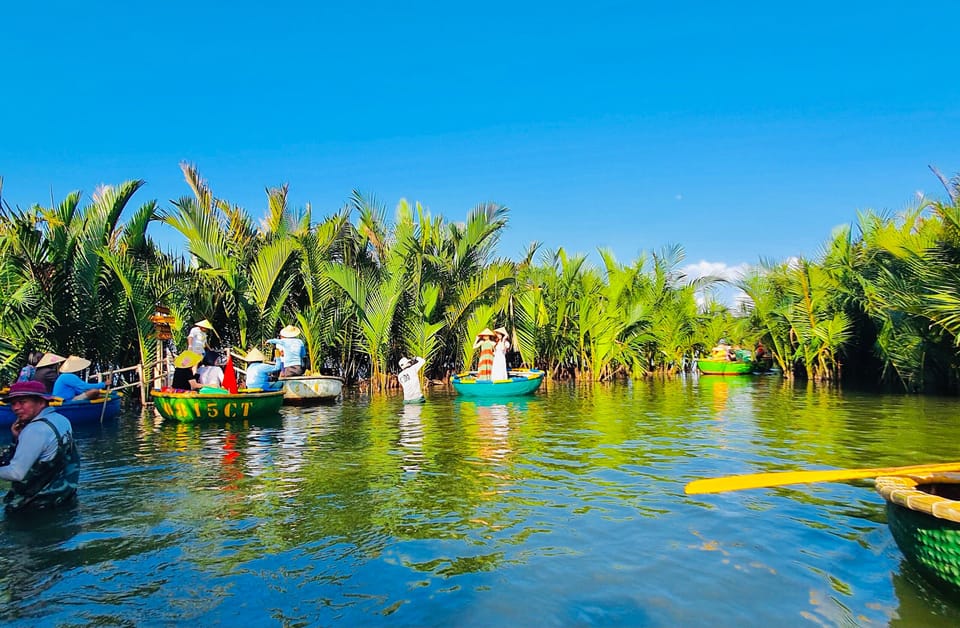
4, 380, 53, 401
399, 357, 412, 369
477, 328, 495, 338
194, 319, 215, 330
173, 350, 203, 369
59, 355, 92, 373
245, 348, 266, 362
494, 327, 509, 336
279, 325, 301, 338
36, 353, 66, 369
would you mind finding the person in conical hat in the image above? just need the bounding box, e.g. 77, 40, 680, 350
267, 325, 307, 378
187, 319, 216, 355
52, 355, 106, 401
472, 328, 497, 380
491, 327, 511, 381
243, 348, 282, 390
33, 353, 66, 394
171, 351, 202, 391
0, 380, 80, 513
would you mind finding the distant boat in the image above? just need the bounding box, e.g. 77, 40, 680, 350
876, 474, 960, 596
452, 369, 545, 398
151, 389, 283, 422
697, 359, 753, 376
0, 392, 122, 426
280, 374, 344, 404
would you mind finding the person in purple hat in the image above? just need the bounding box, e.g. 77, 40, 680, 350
0, 380, 80, 512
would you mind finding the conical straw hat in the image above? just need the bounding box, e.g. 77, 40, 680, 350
36, 353, 66, 368
59, 355, 92, 373
194, 319, 215, 330
279, 325, 301, 338
173, 350, 202, 369
245, 348, 266, 362
477, 328, 495, 338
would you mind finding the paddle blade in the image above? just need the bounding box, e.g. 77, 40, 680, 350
685, 461, 960, 495
222, 353, 238, 394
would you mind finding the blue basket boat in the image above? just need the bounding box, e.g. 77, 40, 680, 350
0, 391, 123, 426
451, 369, 545, 398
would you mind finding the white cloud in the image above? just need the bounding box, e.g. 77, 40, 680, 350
682, 260, 751, 309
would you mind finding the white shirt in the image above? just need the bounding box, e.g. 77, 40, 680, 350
187, 326, 208, 354
197, 365, 225, 387
0, 407, 72, 482
398, 357, 426, 401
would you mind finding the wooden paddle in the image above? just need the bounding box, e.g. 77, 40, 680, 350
685, 461, 960, 495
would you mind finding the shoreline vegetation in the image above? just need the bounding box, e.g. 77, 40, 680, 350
1, 163, 960, 395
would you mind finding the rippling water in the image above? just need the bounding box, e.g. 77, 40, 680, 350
2, 376, 960, 626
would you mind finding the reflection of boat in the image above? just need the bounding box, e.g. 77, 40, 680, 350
280, 375, 344, 404
451, 369, 545, 398
876, 474, 960, 596
0, 392, 122, 426
697, 359, 752, 376
151, 389, 284, 422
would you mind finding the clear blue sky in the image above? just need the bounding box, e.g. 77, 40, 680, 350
3, 1, 958, 280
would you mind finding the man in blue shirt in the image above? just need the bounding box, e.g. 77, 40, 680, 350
52, 355, 106, 401
243, 348, 282, 390
267, 325, 307, 377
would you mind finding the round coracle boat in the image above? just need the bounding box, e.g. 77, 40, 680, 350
279, 374, 344, 404
875, 473, 960, 596
0, 390, 122, 426
697, 359, 753, 376
151, 389, 284, 422
451, 369, 545, 398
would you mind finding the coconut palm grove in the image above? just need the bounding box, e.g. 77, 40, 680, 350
2, 163, 960, 395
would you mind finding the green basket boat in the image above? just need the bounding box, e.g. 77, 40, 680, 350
452, 369, 545, 398
876, 474, 960, 596
151, 389, 284, 422
697, 359, 753, 376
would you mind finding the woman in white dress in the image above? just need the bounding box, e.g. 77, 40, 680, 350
491, 327, 510, 381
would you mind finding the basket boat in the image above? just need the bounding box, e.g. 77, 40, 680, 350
875, 473, 960, 596
279, 374, 344, 404
697, 359, 753, 376
151, 389, 284, 422
451, 369, 545, 398
0, 391, 122, 426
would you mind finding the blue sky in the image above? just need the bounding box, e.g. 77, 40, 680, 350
3, 1, 958, 284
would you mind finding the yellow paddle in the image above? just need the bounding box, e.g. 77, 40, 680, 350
685, 461, 960, 495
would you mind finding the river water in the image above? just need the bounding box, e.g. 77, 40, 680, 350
2, 375, 960, 626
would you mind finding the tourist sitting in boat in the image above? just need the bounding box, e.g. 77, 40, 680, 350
196, 352, 225, 388
16, 350, 44, 384
710, 340, 736, 361
170, 350, 203, 391
53, 355, 107, 401
243, 348, 282, 391
33, 353, 67, 393
398, 356, 426, 404
0, 380, 80, 513
267, 325, 307, 377
755, 341, 767, 361
473, 328, 497, 380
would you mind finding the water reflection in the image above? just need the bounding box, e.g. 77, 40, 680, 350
1, 382, 960, 625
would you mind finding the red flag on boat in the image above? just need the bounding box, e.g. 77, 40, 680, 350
222, 352, 238, 394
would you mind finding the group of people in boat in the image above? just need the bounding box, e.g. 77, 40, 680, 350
710, 339, 768, 363
168, 320, 308, 393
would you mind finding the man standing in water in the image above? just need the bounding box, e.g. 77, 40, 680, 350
398, 356, 426, 403
0, 380, 80, 512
